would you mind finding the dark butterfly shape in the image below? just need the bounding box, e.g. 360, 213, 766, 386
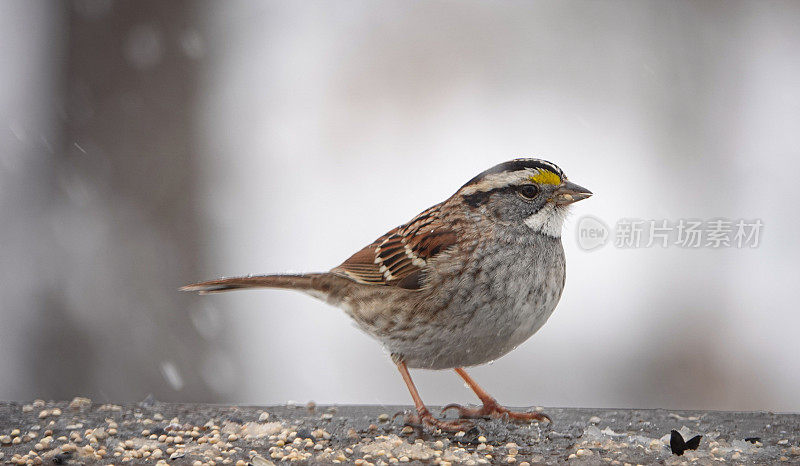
670, 429, 702, 456
744, 437, 761, 444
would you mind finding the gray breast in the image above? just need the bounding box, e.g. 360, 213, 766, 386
388, 234, 566, 370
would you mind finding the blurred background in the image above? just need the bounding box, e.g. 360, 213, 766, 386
1, 0, 799, 412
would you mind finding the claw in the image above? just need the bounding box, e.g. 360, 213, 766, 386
402, 408, 474, 433
442, 401, 551, 423
441, 403, 472, 417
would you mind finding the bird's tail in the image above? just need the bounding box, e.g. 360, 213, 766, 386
180, 273, 329, 295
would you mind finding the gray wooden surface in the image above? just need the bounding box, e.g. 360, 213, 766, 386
0, 400, 798, 464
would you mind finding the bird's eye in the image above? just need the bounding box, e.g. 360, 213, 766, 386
517, 184, 539, 199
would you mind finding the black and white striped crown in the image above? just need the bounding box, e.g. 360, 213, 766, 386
459, 158, 565, 195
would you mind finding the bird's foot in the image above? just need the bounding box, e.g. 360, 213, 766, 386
442, 399, 551, 423
398, 408, 474, 432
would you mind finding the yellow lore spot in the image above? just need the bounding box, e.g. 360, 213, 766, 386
529, 170, 561, 185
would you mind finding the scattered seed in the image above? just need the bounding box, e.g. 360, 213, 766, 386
649, 439, 663, 450
250, 454, 272, 465
61, 443, 78, 453
69, 397, 91, 410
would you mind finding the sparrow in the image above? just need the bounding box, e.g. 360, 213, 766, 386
183, 158, 592, 431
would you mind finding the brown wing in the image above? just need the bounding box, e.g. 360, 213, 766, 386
332, 203, 457, 290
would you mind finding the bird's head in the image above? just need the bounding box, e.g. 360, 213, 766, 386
455, 158, 592, 237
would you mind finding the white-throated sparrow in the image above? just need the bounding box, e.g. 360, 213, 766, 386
183, 158, 591, 431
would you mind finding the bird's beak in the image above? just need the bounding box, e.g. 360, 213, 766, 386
552, 181, 592, 205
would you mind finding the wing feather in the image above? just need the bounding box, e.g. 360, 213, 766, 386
332, 203, 457, 289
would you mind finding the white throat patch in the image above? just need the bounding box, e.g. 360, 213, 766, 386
523, 203, 567, 238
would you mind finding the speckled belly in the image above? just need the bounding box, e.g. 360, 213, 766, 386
382, 238, 566, 370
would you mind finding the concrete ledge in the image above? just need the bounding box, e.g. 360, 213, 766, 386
0, 400, 798, 464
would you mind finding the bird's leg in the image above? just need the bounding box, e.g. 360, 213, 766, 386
395, 361, 473, 432
442, 367, 551, 423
